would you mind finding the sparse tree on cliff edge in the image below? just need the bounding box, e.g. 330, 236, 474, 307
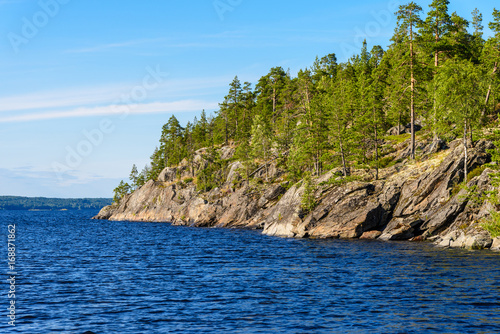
113, 180, 131, 204
129, 164, 138, 190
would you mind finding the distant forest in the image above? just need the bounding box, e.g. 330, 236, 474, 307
0, 196, 112, 211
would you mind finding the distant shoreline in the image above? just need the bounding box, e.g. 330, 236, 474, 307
0, 196, 112, 211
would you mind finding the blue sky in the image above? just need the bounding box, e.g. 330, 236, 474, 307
0, 0, 498, 198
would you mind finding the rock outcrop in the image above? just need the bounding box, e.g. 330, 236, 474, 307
94, 139, 499, 250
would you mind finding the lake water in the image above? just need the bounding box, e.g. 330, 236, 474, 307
0, 210, 499, 333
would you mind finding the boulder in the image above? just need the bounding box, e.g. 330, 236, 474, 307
92, 204, 118, 220
491, 237, 500, 251
360, 230, 382, 239
158, 167, 177, 182
387, 125, 406, 136
226, 161, 243, 185
219, 146, 235, 160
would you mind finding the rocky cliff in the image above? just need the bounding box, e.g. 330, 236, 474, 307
94, 139, 500, 250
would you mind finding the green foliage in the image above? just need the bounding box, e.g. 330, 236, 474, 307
466, 165, 488, 183
378, 156, 396, 169
482, 211, 500, 238
196, 146, 228, 192
250, 114, 273, 181
482, 127, 500, 237
301, 172, 317, 213
113, 180, 131, 204
386, 134, 411, 144
129, 164, 139, 190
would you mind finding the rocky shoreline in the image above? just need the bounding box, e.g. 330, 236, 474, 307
94, 139, 500, 251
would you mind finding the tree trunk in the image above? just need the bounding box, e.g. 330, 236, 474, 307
373, 107, 379, 180
483, 62, 498, 117
264, 145, 269, 182
464, 119, 468, 182
224, 113, 228, 145
235, 112, 238, 137
272, 86, 276, 125
469, 122, 474, 148
398, 113, 401, 135
410, 23, 416, 160
432, 26, 440, 140
338, 123, 348, 177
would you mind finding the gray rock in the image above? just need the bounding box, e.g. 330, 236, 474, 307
226, 161, 243, 185
387, 125, 406, 136
158, 167, 177, 182
491, 237, 500, 251
360, 230, 382, 239
93, 142, 497, 250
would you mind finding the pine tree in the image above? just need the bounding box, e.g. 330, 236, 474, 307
395, 2, 423, 159
470, 8, 485, 63
193, 110, 208, 148
234, 138, 253, 186
369, 46, 387, 180
327, 64, 360, 177
250, 115, 272, 182
418, 0, 452, 139
435, 59, 485, 179
276, 73, 297, 153
113, 180, 131, 204
240, 82, 255, 140
483, 9, 500, 115
149, 147, 163, 181
160, 115, 184, 167
129, 164, 139, 190
255, 67, 287, 126
312, 53, 338, 83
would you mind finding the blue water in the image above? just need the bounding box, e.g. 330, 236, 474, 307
0, 210, 499, 333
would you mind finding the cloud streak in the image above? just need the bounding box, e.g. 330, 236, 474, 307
0, 75, 234, 114
0, 100, 218, 123
65, 37, 168, 54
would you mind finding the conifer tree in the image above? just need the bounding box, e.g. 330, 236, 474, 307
250, 115, 272, 181
129, 164, 138, 190
255, 67, 287, 126
470, 8, 485, 63
160, 115, 184, 167
435, 60, 485, 179
113, 180, 131, 204
369, 46, 387, 179
240, 82, 255, 139
483, 9, 500, 114
395, 2, 423, 159
419, 0, 452, 139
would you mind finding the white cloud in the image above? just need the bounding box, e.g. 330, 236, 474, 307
0, 100, 218, 123
0, 75, 232, 114
65, 37, 168, 54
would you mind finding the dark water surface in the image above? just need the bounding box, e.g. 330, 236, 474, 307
0, 210, 499, 333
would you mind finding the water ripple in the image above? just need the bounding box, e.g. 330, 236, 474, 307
0, 210, 499, 333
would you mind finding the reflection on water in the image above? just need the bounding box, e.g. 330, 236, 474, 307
0, 210, 499, 333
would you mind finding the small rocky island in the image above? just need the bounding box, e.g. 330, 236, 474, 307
95, 134, 500, 251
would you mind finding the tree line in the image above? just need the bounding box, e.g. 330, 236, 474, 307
0, 196, 112, 211
114, 1, 500, 202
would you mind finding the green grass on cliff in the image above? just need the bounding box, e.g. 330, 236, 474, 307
483, 211, 500, 238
